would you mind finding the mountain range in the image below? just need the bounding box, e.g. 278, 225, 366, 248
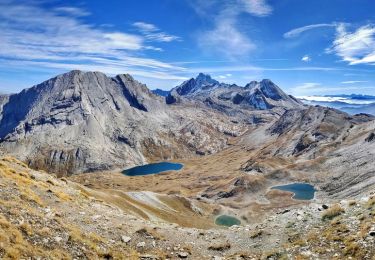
0, 71, 304, 175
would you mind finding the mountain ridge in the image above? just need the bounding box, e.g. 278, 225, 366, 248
166, 73, 304, 111
0, 70, 250, 174
0, 70, 371, 177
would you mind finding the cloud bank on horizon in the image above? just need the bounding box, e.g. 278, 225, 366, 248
0, 0, 374, 95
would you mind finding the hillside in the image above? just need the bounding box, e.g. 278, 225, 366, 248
1, 156, 375, 259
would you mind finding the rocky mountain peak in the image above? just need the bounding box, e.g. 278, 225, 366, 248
245, 81, 258, 89
195, 73, 219, 86
257, 79, 284, 101
173, 73, 219, 96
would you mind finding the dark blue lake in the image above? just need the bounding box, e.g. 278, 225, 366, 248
271, 183, 316, 200
122, 162, 183, 176
215, 215, 241, 227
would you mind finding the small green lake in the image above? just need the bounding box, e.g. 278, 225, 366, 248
271, 183, 316, 200
215, 215, 241, 227
122, 162, 183, 176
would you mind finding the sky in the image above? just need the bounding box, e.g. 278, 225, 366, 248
0, 0, 375, 96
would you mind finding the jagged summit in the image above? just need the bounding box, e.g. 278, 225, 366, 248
172, 73, 219, 97
195, 73, 219, 86
167, 75, 303, 110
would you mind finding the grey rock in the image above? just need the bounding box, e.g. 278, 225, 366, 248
121, 235, 131, 243
177, 252, 189, 258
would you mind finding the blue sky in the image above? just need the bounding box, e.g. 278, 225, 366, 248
0, 0, 375, 96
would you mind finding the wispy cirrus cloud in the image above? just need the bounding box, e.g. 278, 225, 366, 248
186, 65, 352, 74
341, 80, 368, 84
285, 22, 375, 66
193, 0, 272, 59
327, 23, 375, 65
133, 21, 181, 42
239, 0, 272, 17
283, 23, 337, 38
0, 0, 185, 82
218, 73, 232, 79
292, 82, 375, 95
198, 15, 256, 58
301, 55, 311, 62
294, 82, 321, 90
53, 6, 91, 17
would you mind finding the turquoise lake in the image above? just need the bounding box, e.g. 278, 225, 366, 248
271, 183, 316, 200
215, 215, 241, 227
122, 162, 183, 176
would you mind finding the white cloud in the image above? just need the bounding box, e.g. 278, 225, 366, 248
187, 65, 346, 74
291, 82, 375, 95
199, 17, 256, 58
295, 82, 321, 89
290, 82, 321, 96
218, 73, 233, 79
0, 1, 185, 82
341, 80, 368, 84
298, 95, 375, 105
239, 0, 272, 17
284, 22, 375, 66
328, 23, 375, 65
194, 0, 271, 59
133, 21, 180, 42
54, 6, 90, 17
133, 22, 158, 32
301, 55, 311, 62
284, 23, 336, 38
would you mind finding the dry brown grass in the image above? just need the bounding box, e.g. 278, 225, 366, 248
322, 204, 345, 220
366, 196, 375, 209
261, 249, 288, 260
136, 227, 165, 241
0, 214, 49, 259
208, 242, 231, 251
0, 156, 139, 259
51, 189, 72, 201
19, 188, 44, 206
249, 230, 263, 238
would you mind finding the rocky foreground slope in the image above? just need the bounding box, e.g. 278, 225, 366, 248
1, 156, 374, 259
